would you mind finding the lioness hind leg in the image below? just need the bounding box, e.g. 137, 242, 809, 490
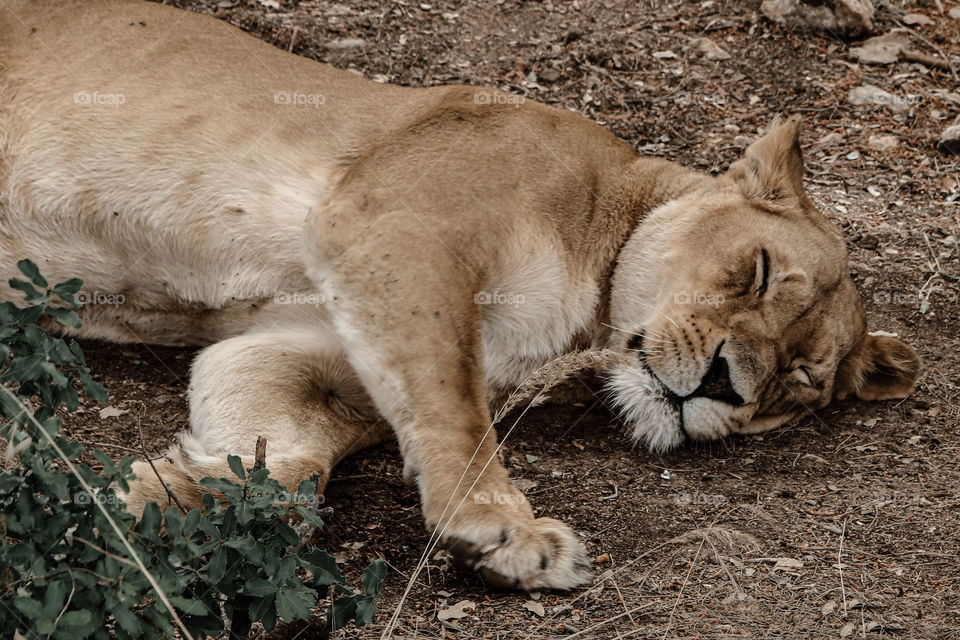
123, 328, 390, 515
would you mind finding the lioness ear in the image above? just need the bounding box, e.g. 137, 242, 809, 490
727, 114, 807, 203
834, 334, 921, 402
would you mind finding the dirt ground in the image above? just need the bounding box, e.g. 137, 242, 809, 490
60, 0, 960, 638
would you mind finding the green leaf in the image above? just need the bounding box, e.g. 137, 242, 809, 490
39, 361, 69, 389
43, 580, 67, 617
1, 353, 46, 382
17, 259, 49, 288
242, 577, 277, 597
57, 609, 94, 630
227, 454, 246, 480
137, 502, 163, 542
355, 596, 378, 625
52, 277, 84, 298
362, 558, 387, 596
181, 508, 202, 536
293, 505, 325, 529
8, 278, 46, 304
111, 603, 141, 637
78, 368, 108, 403
327, 595, 359, 630
205, 546, 228, 585
248, 593, 276, 631
44, 306, 82, 329
168, 595, 209, 616
13, 596, 44, 619
164, 505, 183, 538
301, 549, 343, 586
276, 585, 317, 622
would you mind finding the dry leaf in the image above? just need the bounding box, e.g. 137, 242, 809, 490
438, 600, 475, 621
99, 406, 127, 419
773, 557, 803, 571
523, 600, 545, 617
840, 621, 855, 637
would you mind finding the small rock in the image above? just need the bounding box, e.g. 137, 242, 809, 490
652, 50, 677, 60
868, 134, 898, 152
733, 135, 753, 148
595, 552, 611, 563
951, 6, 960, 21
816, 132, 844, 147
538, 68, 561, 83
850, 29, 911, 65
760, 0, 874, 36
325, 38, 366, 50
847, 84, 910, 112
902, 12, 934, 25
688, 37, 731, 61
938, 124, 960, 155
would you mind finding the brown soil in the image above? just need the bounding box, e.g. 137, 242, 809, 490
62, 0, 959, 638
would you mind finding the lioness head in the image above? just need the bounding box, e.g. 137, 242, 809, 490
607, 116, 921, 452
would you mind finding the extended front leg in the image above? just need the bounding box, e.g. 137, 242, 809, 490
305, 205, 590, 590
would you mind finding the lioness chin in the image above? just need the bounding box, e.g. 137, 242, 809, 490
1, 0, 920, 590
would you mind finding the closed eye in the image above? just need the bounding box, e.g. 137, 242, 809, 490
755, 249, 770, 298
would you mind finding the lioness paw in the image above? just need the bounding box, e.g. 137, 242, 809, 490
446, 517, 591, 590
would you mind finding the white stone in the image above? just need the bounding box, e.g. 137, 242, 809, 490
325, 38, 366, 50
847, 84, 910, 112
850, 30, 911, 65
688, 37, 732, 61
868, 134, 899, 152
761, 0, 874, 36
938, 124, 960, 155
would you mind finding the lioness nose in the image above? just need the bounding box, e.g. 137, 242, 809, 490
691, 343, 745, 406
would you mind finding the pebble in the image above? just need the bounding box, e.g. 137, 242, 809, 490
868, 134, 899, 153
817, 132, 844, 147
938, 124, 960, 155
847, 84, 910, 112
325, 38, 366, 50
850, 30, 910, 65
760, 0, 874, 36
688, 37, 731, 61
902, 13, 933, 25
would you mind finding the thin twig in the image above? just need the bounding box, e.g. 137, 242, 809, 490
288, 25, 299, 53
607, 571, 639, 629
562, 602, 656, 640
901, 49, 952, 70
251, 436, 267, 473
660, 538, 705, 640
136, 412, 187, 516
838, 517, 848, 615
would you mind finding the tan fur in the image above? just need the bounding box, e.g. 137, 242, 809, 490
0, 1, 920, 590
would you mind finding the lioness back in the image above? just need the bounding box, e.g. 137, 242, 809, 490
0, 0, 440, 342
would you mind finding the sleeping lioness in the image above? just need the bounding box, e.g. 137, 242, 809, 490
1, 0, 920, 590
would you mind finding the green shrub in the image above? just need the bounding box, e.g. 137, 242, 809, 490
0, 260, 384, 639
